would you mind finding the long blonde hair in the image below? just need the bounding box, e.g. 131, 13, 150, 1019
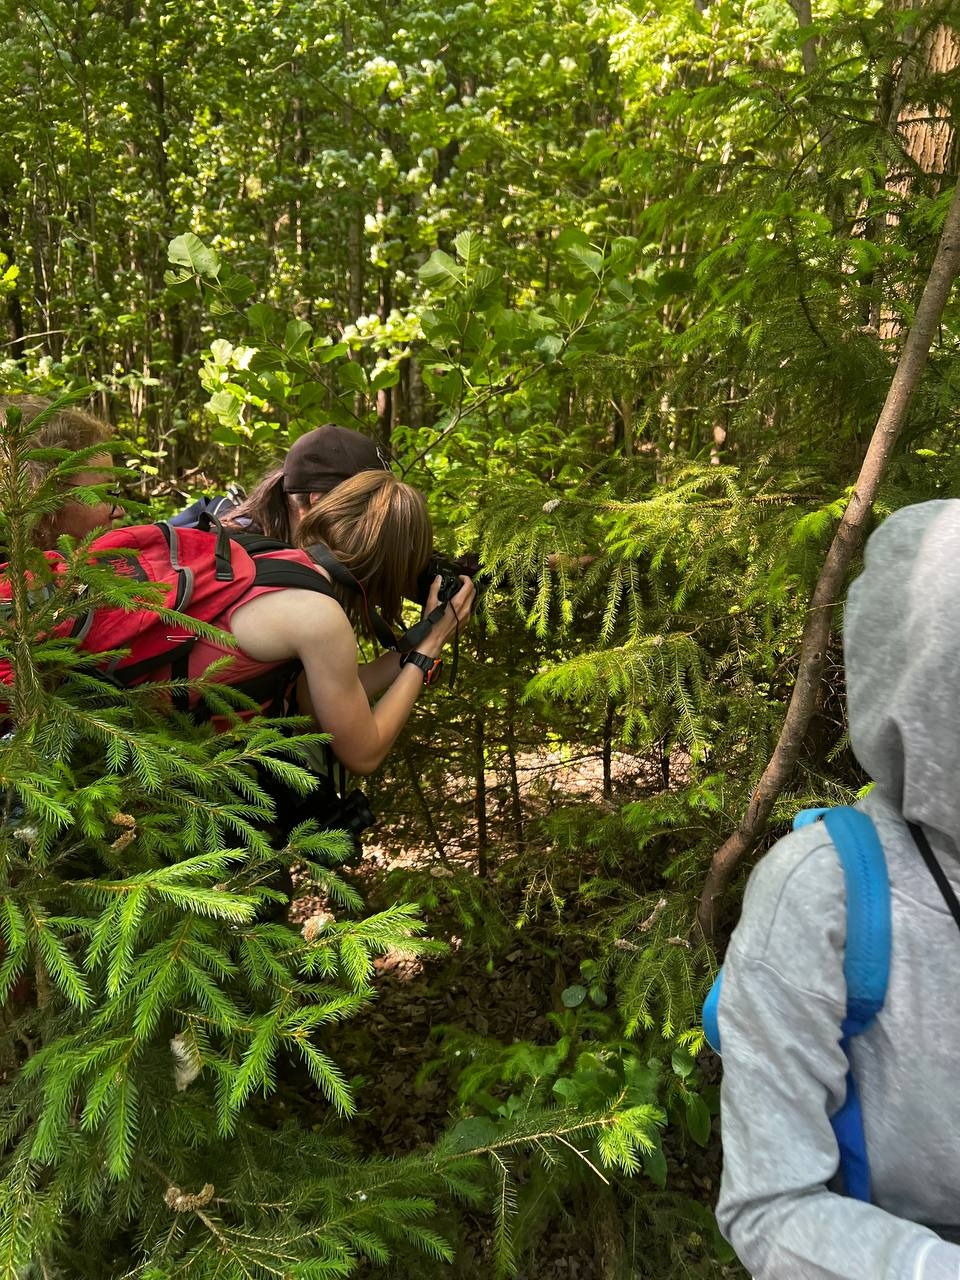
296, 472, 432, 629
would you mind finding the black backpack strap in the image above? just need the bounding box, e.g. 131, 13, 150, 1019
104, 638, 198, 688
303, 543, 362, 592
226, 531, 295, 556
191, 512, 236, 582
252, 558, 338, 595
910, 823, 960, 936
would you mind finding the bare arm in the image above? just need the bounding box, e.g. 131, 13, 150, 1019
229, 576, 475, 775
357, 649, 402, 698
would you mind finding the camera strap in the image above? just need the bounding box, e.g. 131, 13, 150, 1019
304, 542, 459, 682
304, 542, 400, 652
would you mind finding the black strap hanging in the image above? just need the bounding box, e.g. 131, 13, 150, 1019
190, 512, 234, 582
304, 542, 400, 652
909, 822, 960, 936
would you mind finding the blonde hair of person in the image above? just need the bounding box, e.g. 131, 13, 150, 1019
0, 395, 113, 547
295, 471, 433, 632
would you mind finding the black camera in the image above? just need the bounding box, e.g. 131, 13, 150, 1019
415, 552, 483, 607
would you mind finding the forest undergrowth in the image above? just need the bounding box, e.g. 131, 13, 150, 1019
289, 741, 739, 1280
3, 0, 960, 1274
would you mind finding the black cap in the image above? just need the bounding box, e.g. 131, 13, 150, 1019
282, 425, 391, 495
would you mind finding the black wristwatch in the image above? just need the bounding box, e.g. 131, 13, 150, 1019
401, 650, 443, 686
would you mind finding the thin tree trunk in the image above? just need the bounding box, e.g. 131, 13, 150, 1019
505, 686, 525, 848
788, 0, 818, 77
402, 747, 448, 862
602, 700, 615, 803
697, 178, 960, 939
880, 6, 959, 339
474, 712, 489, 876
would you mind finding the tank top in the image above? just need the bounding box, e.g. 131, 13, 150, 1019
186, 547, 335, 713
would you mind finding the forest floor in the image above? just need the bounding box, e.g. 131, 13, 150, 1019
288, 748, 728, 1279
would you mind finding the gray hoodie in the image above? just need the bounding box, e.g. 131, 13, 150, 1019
716, 501, 960, 1280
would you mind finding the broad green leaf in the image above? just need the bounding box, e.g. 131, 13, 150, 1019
209, 339, 233, 366
565, 244, 604, 276
454, 230, 481, 269
555, 228, 591, 251
418, 250, 465, 289
535, 334, 564, 362
219, 271, 256, 304
370, 366, 400, 392
338, 361, 368, 394
671, 1046, 695, 1078
167, 233, 220, 281
314, 341, 349, 365
642, 1142, 668, 1188
284, 319, 313, 357
685, 1092, 712, 1147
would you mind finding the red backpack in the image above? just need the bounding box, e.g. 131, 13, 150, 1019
0, 520, 337, 713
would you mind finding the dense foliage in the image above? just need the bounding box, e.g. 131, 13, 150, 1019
2, 0, 959, 1275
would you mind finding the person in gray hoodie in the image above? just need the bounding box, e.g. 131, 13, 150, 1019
716, 500, 960, 1280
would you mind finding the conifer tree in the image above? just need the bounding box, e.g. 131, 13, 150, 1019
0, 399, 462, 1276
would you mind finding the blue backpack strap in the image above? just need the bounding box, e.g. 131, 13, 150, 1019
703, 806, 890, 1204
819, 808, 891, 1037
702, 970, 722, 1054
702, 808, 833, 1054
815, 806, 891, 1202
702, 806, 869, 1057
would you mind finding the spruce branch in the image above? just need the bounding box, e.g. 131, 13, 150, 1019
699, 177, 960, 936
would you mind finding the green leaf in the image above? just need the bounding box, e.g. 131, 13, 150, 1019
209, 338, 233, 366
685, 1092, 712, 1147
606, 276, 634, 303
555, 228, 591, 251
671, 1046, 695, 1078
284, 319, 314, 357
642, 1142, 668, 1188
561, 983, 587, 1008
370, 366, 400, 392
207, 390, 243, 427
338, 361, 368, 394
418, 250, 465, 289
219, 270, 256, 304
314, 341, 349, 365
565, 244, 604, 277
534, 334, 564, 362
167, 233, 220, 281
245, 302, 280, 335
453, 230, 481, 269
654, 268, 694, 298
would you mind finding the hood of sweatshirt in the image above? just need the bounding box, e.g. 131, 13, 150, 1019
845, 499, 960, 853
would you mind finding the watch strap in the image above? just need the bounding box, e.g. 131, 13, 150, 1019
401, 650, 443, 686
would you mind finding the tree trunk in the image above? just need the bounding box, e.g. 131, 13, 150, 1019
880, 6, 959, 338
697, 178, 960, 939
898, 20, 959, 180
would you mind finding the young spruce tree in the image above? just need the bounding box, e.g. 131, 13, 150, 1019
0, 399, 473, 1278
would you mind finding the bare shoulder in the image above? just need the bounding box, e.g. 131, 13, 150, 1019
230, 589, 354, 663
